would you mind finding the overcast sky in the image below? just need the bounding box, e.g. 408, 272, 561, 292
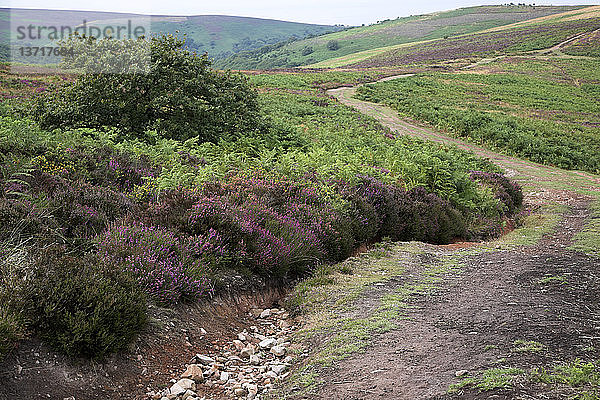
5, 0, 598, 25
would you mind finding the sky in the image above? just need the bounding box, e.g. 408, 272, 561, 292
4, 0, 599, 25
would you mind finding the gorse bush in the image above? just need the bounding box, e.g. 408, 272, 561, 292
32, 35, 262, 143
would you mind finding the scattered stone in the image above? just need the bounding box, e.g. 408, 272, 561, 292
240, 345, 255, 358
181, 364, 204, 383
169, 382, 186, 396
247, 383, 258, 399
265, 371, 278, 379
270, 345, 286, 357
271, 364, 286, 375
153, 302, 298, 400
181, 390, 195, 400
222, 371, 231, 381
233, 340, 245, 351
194, 354, 216, 366
249, 354, 261, 365
258, 338, 276, 349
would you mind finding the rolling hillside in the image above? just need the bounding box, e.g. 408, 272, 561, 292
216, 5, 585, 69
335, 5, 600, 69
0, 8, 344, 62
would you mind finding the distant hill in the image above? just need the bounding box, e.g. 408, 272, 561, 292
216, 5, 586, 69
0, 8, 345, 62
320, 5, 600, 69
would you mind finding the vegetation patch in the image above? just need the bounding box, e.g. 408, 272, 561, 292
449, 367, 525, 393
356, 58, 600, 173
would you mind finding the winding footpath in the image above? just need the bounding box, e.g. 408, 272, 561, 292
304, 76, 600, 399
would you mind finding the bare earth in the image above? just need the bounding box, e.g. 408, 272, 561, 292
301, 79, 600, 400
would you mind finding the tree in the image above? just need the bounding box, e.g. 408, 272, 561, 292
33, 34, 261, 143
326, 40, 340, 51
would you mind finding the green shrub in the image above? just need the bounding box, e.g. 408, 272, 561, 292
327, 40, 340, 51
32, 34, 262, 143
3, 248, 147, 359
0, 307, 23, 360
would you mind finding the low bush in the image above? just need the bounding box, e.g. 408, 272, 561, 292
0, 307, 23, 360
2, 247, 147, 359
98, 222, 215, 304
470, 171, 523, 216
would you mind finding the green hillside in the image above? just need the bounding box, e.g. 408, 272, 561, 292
342, 6, 600, 69
216, 5, 584, 69
151, 15, 344, 59
0, 8, 344, 62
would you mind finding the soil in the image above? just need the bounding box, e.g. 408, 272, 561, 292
0, 286, 287, 400
295, 73, 600, 400
314, 198, 599, 400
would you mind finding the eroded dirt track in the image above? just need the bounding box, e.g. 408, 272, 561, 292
308, 81, 600, 399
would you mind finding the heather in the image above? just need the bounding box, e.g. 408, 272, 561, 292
217, 5, 582, 69
348, 17, 600, 68
0, 37, 523, 360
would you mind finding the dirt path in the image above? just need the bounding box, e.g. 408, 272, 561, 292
305, 79, 600, 399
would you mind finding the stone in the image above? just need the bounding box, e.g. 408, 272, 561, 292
194, 354, 216, 365
265, 371, 278, 379
249, 354, 261, 365
240, 345, 255, 358
169, 383, 186, 396
234, 388, 247, 397
271, 364, 286, 375
233, 340, 245, 351
177, 378, 196, 391
259, 309, 271, 318
455, 370, 469, 377
181, 364, 205, 383
258, 338, 277, 349
238, 333, 247, 341
182, 390, 195, 400
220, 371, 230, 383
271, 345, 286, 357
247, 383, 258, 399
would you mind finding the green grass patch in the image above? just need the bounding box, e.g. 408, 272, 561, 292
449, 368, 525, 393
570, 194, 600, 257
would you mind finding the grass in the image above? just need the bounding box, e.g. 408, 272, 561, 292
570, 193, 600, 258
450, 360, 600, 397
538, 274, 568, 285
449, 368, 525, 393
355, 58, 600, 173
512, 340, 546, 353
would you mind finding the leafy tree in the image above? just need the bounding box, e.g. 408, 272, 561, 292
326, 40, 340, 51
33, 34, 262, 143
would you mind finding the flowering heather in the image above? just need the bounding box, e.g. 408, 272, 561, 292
350, 18, 600, 68
98, 222, 215, 304
470, 171, 523, 215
